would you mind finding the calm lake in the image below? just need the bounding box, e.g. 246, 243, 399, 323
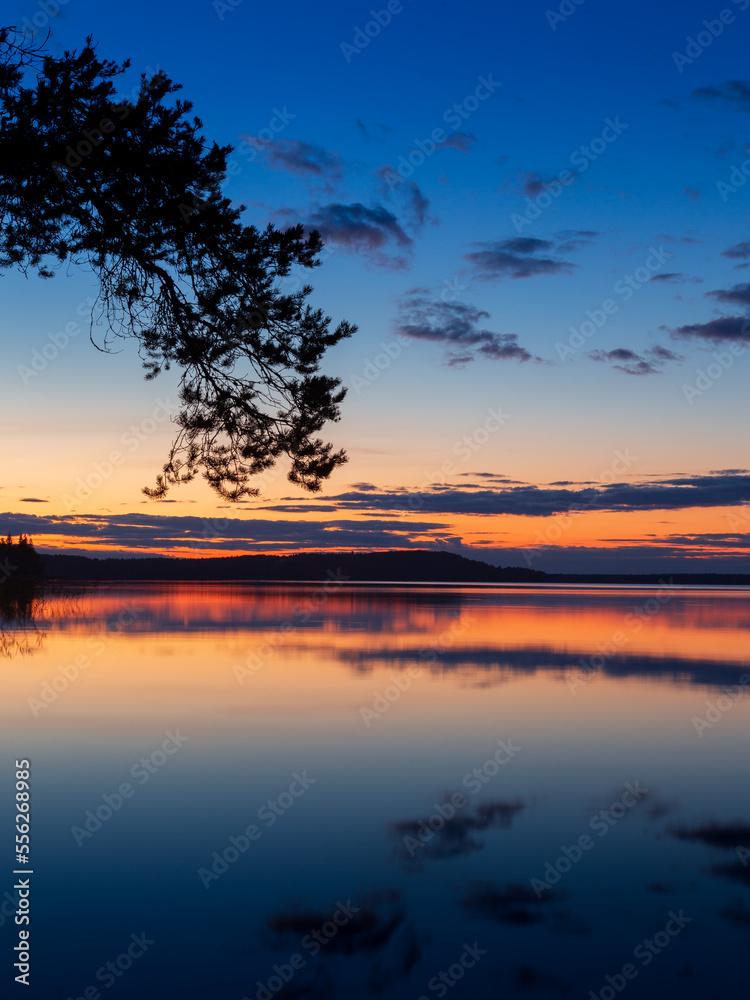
3, 583, 749, 999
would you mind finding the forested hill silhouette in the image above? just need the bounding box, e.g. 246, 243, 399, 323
43, 549, 543, 583
41, 549, 750, 585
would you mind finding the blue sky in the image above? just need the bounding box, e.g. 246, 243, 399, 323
2, 0, 750, 570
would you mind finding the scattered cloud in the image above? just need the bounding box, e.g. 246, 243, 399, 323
516, 171, 580, 198
721, 241, 750, 260
241, 137, 344, 184
312, 471, 750, 518
357, 119, 393, 141
650, 273, 701, 285
439, 131, 477, 153
670, 315, 750, 343
463, 234, 590, 281
0, 511, 448, 554
403, 181, 430, 232
692, 80, 750, 113
393, 291, 543, 364
589, 345, 684, 375
706, 282, 750, 306
554, 229, 599, 253
304, 202, 413, 268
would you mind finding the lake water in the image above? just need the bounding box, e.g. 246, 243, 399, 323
2, 582, 749, 999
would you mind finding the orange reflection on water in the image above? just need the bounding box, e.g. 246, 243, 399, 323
3, 585, 748, 730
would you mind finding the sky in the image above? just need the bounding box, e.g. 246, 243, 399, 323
1, 0, 750, 572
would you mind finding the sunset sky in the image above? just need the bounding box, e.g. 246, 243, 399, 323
2, 0, 749, 571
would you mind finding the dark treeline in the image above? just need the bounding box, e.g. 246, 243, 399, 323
0, 535, 45, 581
42, 549, 543, 583
0, 536, 45, 628
40, 549, 750, 586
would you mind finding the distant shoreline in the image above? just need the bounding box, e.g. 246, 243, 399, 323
41, 549, 750, 588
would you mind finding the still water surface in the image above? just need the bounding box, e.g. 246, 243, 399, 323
2, 583, 749, 998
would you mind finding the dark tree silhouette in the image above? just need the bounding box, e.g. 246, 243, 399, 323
0, 534, 44, 581
0, 28, 354, 500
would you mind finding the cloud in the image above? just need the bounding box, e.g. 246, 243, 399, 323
670, 315, 750, 343
356, 119, 392, 140
315, 471, 750, 518
372, 170, 433, 234
650, 273, 701, 285
649, 344, 684, 362
463, 235, 580, 281
692, 80, 750, 112
706, 282, 750, 306
456, 472, 521, 482
519, 172, 547, 196
403, 182, 430, 231
590, 349, 657, 376
516, 171, 581, 198
721, 241, 750, 260
0, 511, 450, 555
554, 229, 599, 253
588, 345, 683, 375
655, 231, 704, 246
393, 292, 543, 364
241, 137, 344, 184
19, 498, 48, 503
305, 202, 413, 268
438, 131, 476, 153
6, 474, 750, 570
